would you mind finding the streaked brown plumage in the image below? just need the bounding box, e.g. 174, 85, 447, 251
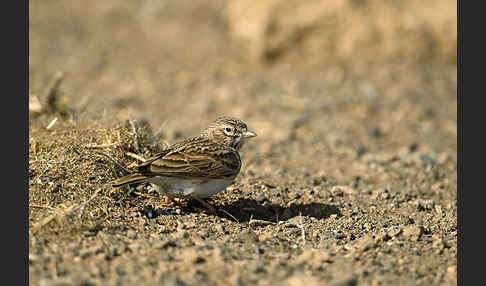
112, 116, 257, 211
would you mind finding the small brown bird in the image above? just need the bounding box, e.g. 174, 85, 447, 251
112, 116, 257, 212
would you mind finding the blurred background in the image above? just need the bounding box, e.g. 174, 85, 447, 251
29, 0, 457, 175
29, 0, 457, 195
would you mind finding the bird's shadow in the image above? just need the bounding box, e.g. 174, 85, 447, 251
195, 198, 341, 223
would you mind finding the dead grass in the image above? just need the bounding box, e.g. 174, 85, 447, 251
28, 118, 168, 242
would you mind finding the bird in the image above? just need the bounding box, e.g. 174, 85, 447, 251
112, 116, 257, 213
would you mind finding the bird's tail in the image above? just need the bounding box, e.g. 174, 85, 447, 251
112, 173, 149, 187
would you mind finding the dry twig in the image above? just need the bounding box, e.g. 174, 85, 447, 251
249, 218, 275, 227
219, 209, 239, 223
85, 143, 119, 149
126, 152, 147, 162
130, 120, 141, 153
89, 151, 130, 173
46, 117, 58, 130
43, 71, 65, 113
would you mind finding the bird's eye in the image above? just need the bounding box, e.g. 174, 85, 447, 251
225, 127, 232, 133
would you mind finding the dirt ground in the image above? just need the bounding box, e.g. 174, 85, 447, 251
29, 1, 457, 285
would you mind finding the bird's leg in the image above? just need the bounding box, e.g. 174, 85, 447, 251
193, 198, 239, 222
193, 197, 217, 213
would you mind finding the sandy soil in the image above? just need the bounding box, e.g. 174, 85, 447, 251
29, 1, 457, 285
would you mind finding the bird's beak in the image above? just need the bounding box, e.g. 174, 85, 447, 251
243, 130, 257, 138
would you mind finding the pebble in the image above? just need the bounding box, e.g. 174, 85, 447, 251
213, 224, 225, 233
403, 225, 423, 241
162, 277, 187, 286
432, 237, 445, 249
286, 215, 305, 226
284, 273, 320, 286
251, 262, 266, 273
447, 265, 456, 273
329, 274, 358, 286
176, 230, 189, 239
413, 199, 436, 211
356, 235, 376, 252
157, 240, 177, 250
419, 154, 436, 166
330, 185, 356, 196
126, 229, 137, 239
255, 193, 266, 203
297, 249, 332, 265
198, 230, 209, 238
334, 231, 345, 240
82, 231, 97, 237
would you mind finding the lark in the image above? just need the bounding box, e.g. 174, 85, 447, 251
112, 116, 257, 213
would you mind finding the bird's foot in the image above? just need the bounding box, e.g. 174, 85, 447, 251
165, 197, 189, 208
193, 197, 217, 213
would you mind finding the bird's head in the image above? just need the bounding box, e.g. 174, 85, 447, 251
201, 116, 257, 150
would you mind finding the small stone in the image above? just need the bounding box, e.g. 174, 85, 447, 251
198, 230, 209, 238
255, 193, 266, 203
286, 215, 305, 226
162, 277, 187, 286
435, 205, 443, 215
334, 232, 345, 240
193, 256, 206, 264
83, 231, 97, 237
407, 217, 415, 225
251, 262, 265, 273
370, 126, 383, 138
297, 249, 332, 265
376, 232, 391, 242
432, 238, 445, 249
329, 274, 358, 286
157, 240, 177, 249
330, 185, 356, 196
213, 224, 224, 233
403, 225, 423, 241
126, 229, 137, 239
127, 243, 142, 255
141, 205, 158, 219
356, 145, 367, 157
284, 273, 320, 286
330, 186, 344, 197
409, 143, 419, 152
177, 222, 186, 230
419, 154, 436, 166
79, 250, 91, 259
176, 230, 189, 239
447, 265, 456, 273
412, 199, 436, 211
356, 235, 376, 252
363, 223, 372, 230
379, 192, 390, 200
226, 185, 237, 192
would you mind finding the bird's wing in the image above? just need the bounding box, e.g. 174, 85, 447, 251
138, 137, 241, 179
